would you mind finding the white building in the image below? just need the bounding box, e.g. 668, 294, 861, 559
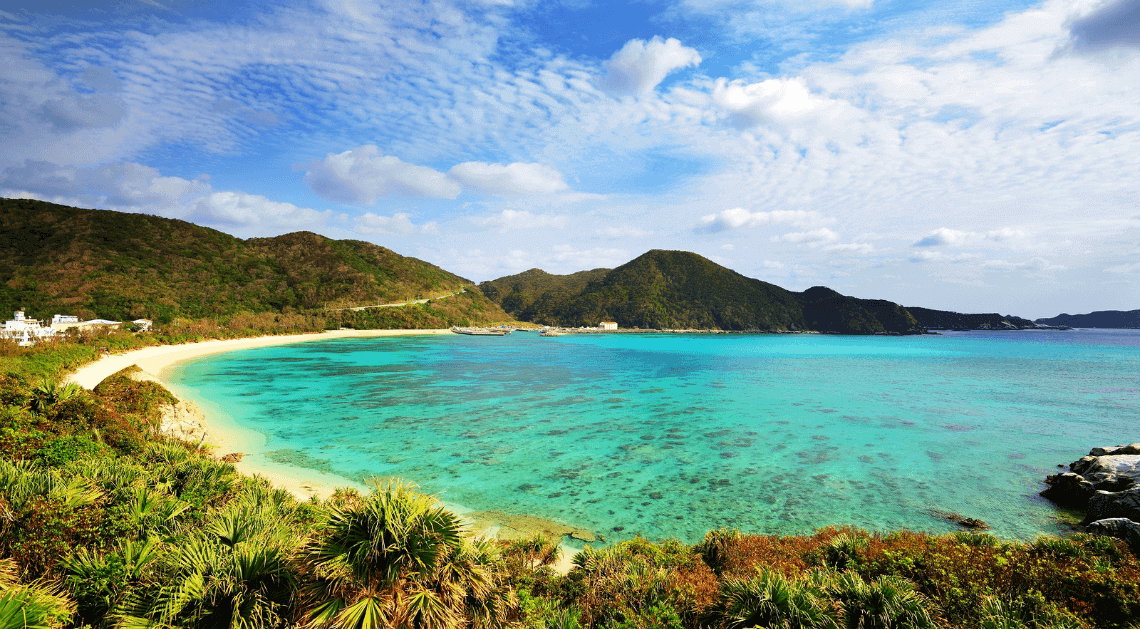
132, 319, 153, 331
1, 311, 56, 346
50, 314, 123, 332
599, 321, 618, 330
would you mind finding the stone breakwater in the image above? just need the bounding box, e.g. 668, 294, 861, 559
1042, 443, 1140, 550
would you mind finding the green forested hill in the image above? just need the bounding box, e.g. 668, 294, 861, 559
477, 267, 609, 322
0, 198, 501, 324
481, 250, 923, 334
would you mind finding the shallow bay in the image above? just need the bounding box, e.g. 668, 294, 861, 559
167, 329, 1140, 543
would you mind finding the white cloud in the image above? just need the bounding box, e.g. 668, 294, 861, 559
1105, 261, 1140, 273
1, 160, 209, 211
913, 228, 978, 247
696, 208, 833, 233
448, 162, 568, 195
551, 245, 630, 268
420, 220, 440, 235
599, 37, 702, 96
475, 209, 568, 231
354, 212, 418, 235
0, 160, 331, 232
597, 226, 651, 238
982, 257, 1066, 271
191, 192, 333, 229
772, 228, 840, 244
913, 227, 1030, 247
299, 146, 461, 203
711, 77, 867, 141
908, 251, 985, 263
823, 242, 876, 254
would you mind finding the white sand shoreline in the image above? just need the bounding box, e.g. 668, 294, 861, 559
65, 328, 583, 572
66, 329, 453, 501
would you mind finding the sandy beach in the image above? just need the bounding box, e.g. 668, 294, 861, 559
66, 328, 583, 572
66, 328, 452, 500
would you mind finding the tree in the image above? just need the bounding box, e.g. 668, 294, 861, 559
296, 482, 506, 629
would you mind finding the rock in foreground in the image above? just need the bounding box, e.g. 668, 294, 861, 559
1042, 443, 1140, 551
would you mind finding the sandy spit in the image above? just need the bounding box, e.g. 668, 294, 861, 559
66, 328, 453, 390
64, 328, 584, 573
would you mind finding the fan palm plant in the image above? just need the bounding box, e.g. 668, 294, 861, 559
0, 460, 102, 509
64, 537, 160, 625
296, 481, 492, 629
718, 568, 839, 629
28, 382, 82, 415
0, 558, 75, 629
830, 572, 935, 629
115, 535, 295, 629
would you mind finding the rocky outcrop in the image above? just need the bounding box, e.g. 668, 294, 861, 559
159, 398, 210, 444
1086, 487, 1140, 524
1043, 444, 1140, 551
1085, 518, 1140, 549
127, 367, 211, 445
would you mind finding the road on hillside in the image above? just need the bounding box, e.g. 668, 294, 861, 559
325, 289, 466, 312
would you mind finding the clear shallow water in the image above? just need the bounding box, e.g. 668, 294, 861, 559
168, 329, 1140, 543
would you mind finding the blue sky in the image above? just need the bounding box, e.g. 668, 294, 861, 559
2, 0, 1139, 317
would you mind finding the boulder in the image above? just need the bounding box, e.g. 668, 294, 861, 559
1085, 518, 1140, 551
1084, 486, 1140, 524
1069, 454, 1140, 491
1041, 445, 1140, 509
1041, 472, 1097, 506
1089, 443, 1140, 457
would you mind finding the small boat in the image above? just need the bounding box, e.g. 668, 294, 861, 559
451, 327, 509, 336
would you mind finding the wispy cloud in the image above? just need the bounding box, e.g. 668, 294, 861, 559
475, 209, 569, 231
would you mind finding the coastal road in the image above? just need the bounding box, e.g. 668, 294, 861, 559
324, 289, 466, 312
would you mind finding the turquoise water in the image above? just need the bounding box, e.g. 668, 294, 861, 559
168, 330, 1140, 543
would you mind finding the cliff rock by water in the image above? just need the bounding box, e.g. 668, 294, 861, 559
1043, 443, 1140, 551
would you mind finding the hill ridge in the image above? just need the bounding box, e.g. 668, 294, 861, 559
0, 198, 506, 328
482, 250, 923, 334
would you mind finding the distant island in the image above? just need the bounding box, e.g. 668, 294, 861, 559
1035, 310, 1140, 329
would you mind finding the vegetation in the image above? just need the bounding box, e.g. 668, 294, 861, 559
1, 339, 1137, 628
480, 251, 923, 334
0, 198, 509, 328
904, 308, 1040, 331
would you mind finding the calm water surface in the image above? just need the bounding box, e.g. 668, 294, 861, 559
167, 329, 1140, 543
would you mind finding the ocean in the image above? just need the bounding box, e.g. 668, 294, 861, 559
166, 329, 1140, 543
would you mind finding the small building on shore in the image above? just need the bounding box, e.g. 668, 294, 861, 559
599, 321, 618, 330
2, 311, 56, 346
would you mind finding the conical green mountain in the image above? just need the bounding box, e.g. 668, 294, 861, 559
0, 198, 502, 324
481, 250, 922, 334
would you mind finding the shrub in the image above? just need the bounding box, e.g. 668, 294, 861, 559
33, 435, 106, 468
